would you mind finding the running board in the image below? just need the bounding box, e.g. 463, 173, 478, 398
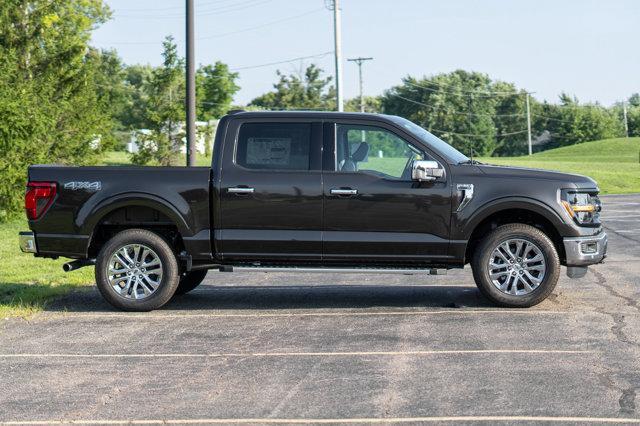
218, 265, 447, 275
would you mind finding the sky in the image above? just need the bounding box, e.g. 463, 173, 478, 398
91, 0, 640, 107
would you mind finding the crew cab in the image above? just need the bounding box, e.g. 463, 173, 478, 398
19, 111, 607, 311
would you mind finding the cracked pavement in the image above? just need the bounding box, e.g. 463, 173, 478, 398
0, 194, 639, 424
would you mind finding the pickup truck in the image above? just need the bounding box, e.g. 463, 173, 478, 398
19, 111, 607, 311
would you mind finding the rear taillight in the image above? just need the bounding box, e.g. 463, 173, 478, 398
25, 181, 57, 220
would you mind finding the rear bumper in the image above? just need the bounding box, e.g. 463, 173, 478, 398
563, 232, 607, 266
19, 231, 37, 253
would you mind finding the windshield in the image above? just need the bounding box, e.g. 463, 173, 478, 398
388, 116, 469, 164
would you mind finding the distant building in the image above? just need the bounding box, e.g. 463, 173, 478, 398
127, 121, 217, 154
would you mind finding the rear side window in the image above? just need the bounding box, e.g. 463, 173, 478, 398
236, 123, 311, 170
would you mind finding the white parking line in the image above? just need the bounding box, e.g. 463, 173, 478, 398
0, 349, 593, 358
2, 415, 638, 424
38, 309, 572, 319
602, 201, 640, 205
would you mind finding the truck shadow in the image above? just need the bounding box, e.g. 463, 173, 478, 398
43, 283, 495, 312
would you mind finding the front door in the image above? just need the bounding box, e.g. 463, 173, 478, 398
322, 121, 453, 264
219, 119, 323, 262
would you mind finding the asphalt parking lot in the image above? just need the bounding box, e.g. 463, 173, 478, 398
1, 194, 639, 425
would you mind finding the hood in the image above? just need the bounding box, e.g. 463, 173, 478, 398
477, 164, 598, 190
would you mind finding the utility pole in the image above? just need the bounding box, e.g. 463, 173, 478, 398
526, 93, 532, 155
185, 0, 196, 166
347, 57, 373, 112
623, 101, 629, 138
327, 0, 344, 111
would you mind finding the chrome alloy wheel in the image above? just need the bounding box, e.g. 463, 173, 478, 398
488, 238, 546, 296
107, 244, 163, 299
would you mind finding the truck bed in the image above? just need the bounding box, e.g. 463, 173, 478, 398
27, 165, 212, 259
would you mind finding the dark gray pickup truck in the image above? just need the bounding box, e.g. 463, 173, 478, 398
19, 111, 607, 311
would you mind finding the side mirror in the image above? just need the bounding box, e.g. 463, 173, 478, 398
412, 160, 444, 182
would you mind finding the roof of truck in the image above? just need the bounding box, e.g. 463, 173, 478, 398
224, 110, 395, 121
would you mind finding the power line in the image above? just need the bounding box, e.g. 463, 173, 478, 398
388, 94, 529, 138
115, 0, 273, 19
390, 94, 526, 118
100, 8, 324, 45
404, 79, 529, 97
230, 51, 333, 71
115, 0, 236, 12
532, 113, 575, 123
198, 8, 324, 40
428, 128, 529, 138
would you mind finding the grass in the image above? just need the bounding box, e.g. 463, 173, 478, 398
103, 151, 212, 167
478, 137, 640, 194
0, 219, 94, 317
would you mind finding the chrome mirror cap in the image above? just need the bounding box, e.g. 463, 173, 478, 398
412, 160, 444, 182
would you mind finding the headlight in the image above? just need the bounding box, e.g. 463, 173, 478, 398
561, 190, 601, 226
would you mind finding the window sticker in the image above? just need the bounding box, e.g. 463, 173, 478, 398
246, 137, 292, 166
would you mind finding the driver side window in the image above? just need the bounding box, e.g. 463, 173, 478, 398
335, 124, 425, 179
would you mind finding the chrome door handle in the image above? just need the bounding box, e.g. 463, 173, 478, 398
228, 187, 255, 194
330, 188, 358, 196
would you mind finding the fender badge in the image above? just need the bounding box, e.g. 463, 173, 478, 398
64, 181, 102, 191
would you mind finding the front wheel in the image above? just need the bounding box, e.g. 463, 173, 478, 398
95, 229, 179, 311
472, 224, 560, 308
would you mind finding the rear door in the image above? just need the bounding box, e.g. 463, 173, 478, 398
322, 120, 453, 264
219, 118, 323, 261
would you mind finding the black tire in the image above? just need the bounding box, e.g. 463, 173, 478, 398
471, 223, 560, 308
175, 270, 208, 295
95, 229, 179, 311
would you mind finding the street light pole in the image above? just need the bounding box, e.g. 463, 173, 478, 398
185, 0, 196, 166
331, 0, 344, 112
347, 57, 373, 112
526, 93, 532, 155
623, 101, 629, 138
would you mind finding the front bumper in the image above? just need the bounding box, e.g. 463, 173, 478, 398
19, 231, 37, 254
563, 232, 607, 266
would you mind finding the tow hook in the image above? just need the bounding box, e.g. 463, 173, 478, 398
63, 259, 96, 272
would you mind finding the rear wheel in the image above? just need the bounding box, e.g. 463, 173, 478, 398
175, 270, 208, 295
471, 224, 560, 308
95, 229, 179, 311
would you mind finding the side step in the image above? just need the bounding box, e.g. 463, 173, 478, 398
218, 265, 447, 275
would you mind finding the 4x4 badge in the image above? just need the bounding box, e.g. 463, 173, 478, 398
64, 181, 102, 191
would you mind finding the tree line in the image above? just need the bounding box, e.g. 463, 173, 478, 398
1, 0, 638, 220
249, 66, 637, 157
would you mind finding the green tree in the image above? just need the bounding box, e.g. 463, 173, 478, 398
345, 96, 382, 113
381, 70, 502, 156
627, 106, 640, 137
491, 82, 530, 156
249, 64, 336, 110
132, 36, 185, 166
625, 94, 640, 137
537, 94, 624, 148
86, 48, 130, 150
197, 61, 239, 120
0, 0, 112, 219
119, 64, 153, 130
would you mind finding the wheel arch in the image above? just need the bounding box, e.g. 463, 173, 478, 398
83, 194, 191, 258
462, 198, 567, 264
